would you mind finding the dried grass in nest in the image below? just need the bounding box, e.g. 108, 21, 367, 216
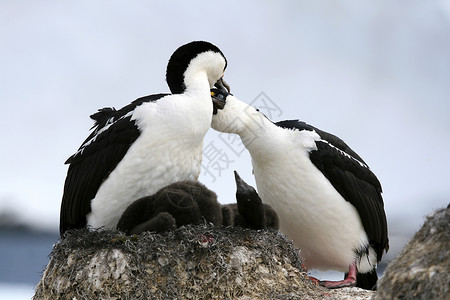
34, 224, 330, 299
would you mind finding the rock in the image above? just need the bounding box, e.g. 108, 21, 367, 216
375, 205, 450, 300
33, 225, 375, 299
326, 287, 375, 300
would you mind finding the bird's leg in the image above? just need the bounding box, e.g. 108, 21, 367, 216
319, 263, 357, 289
308, 275, 321, 285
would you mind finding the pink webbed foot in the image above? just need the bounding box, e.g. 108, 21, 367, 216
319, 263, 357, 289
308, 276, 321, 285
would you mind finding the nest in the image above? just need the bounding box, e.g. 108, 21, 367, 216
34, 224, 331, 299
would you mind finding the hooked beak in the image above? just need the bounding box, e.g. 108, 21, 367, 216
214, 77, 230, 93
211, 78, 230, 114
211, 89, 226, 110
211, 90, 226, 113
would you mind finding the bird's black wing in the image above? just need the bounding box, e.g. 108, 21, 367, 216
275, 120, 388, 261
59, 93, 169, 236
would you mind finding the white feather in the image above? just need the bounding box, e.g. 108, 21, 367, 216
86, 51, 226, 229
212, 95, 376, 273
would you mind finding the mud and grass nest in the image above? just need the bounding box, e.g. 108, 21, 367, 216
34, 224, 330, 299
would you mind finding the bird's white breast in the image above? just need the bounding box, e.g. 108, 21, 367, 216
249, 128, 369, 272
87, 93, 212, 229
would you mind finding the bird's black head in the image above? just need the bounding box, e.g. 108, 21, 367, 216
166, 41, 228, 94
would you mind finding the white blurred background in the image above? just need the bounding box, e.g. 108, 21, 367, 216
1, 1, 449, 297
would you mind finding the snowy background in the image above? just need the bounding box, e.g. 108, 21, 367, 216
1, 0, 449, 298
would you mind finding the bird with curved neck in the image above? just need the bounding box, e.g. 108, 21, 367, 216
210, 89, 388, 290
60, 41, 229, 236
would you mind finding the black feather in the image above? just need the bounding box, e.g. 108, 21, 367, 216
60, 93, 168, 236
275, 120, 389, 263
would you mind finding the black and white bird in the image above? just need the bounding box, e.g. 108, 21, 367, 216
59, 41, 229, 236
211, 89, 388, 290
